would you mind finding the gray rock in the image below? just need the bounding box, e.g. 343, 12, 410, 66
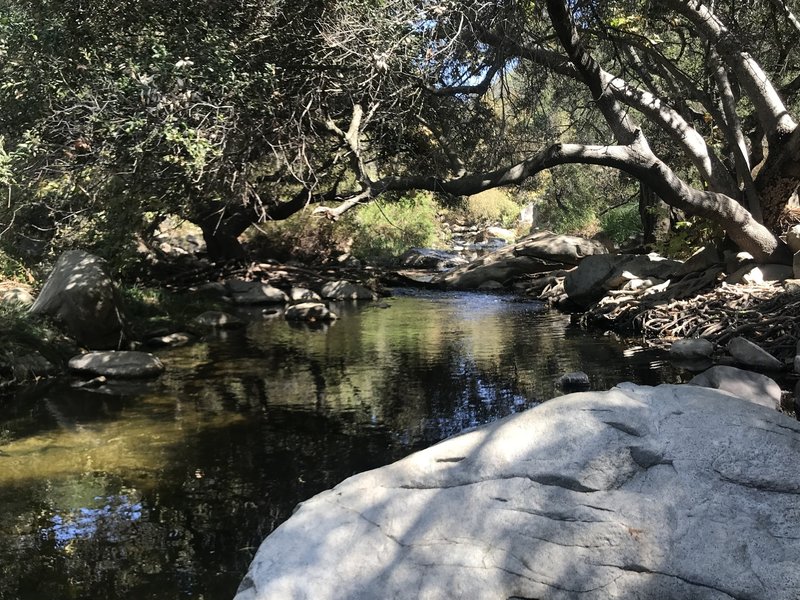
513, 230, 608, 264
398, 248, 469, 271
728, 264, 794, 285
794, 250, 800, 280
68, 351, 164, 379
787, 224, 800, 254
288, 287, 322, 303
229, 281, 288, 305
675, 246, 723, 276
29, 250, 124, 349
193, 281, 228, 298
689, 365, 781, 409
12, 352, 57, 379
284, 302, 337, 322
670, 338, 713, 361
192, 311, 244, 330
146, 332, 194, 348
320, 281, 377, 300
434, 231, 607, 289
0, 286, 35, 307
477, 280, 504, 290
727, 337, 784, 371
564, 253, 683, 308
236, 384, 800, 600
556, 371, 590, 392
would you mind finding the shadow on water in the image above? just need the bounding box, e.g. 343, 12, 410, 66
0, 290, 679, 599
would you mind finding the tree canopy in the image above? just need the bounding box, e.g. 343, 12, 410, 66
3, 0, 800, 263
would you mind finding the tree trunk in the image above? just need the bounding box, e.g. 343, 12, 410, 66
196, 206, 254, 263
755, 128, 800, 231
639, 183, 671, 249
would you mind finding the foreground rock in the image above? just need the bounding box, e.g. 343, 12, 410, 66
68, 351, 164, 378
29, 250, 124, 349
236, 383, 800, 600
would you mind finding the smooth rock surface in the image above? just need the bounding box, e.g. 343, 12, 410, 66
29, 250, 124, 349
236, 384, 800, 600
669, 338, 714, 361
727, 336, 784, 371
434, 231, 607, 289
289, 287, 322, 303
688, 365, 781, 409
68, 351, 164, 378
228, 281, 288, 305
564, 253, 683, 308
320, 281, 377, 300
284, 302, 337, 322
398, 248, 469, 271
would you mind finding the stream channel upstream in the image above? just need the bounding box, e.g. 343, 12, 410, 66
0, 289, 680, 599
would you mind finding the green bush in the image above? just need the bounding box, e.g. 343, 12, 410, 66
600, 203, 643, 244
459, 189, 521, 228
348, 192, 440, 264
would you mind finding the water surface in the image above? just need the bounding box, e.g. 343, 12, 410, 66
0, 291, 677, 599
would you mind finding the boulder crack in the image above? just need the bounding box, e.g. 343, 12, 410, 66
598, 562, 749, 599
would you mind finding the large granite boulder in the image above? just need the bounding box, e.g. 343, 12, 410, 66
29, 250, 124, 349
564, 253, 683, 308
236, 383, 800, 600
434, 231, 607, 289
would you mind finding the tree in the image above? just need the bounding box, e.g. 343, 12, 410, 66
308, 0, 800, 263
3, 0, 800, 264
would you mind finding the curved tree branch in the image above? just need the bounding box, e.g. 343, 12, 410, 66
668, 0, 797, 139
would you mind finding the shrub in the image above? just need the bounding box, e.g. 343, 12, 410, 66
348, 191, 440, 264
600, 203, 643, 244
459, 189, 521, 227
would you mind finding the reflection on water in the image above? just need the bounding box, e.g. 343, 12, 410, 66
0, 290, 677, 599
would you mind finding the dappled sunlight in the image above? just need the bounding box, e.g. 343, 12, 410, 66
0, 393, 246, 486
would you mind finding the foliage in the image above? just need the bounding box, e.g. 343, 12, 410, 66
0, 301, 72, 382
599, 203, 642, 245
535, 166, 637, 237
119, 285, 221, 335
1, 0, 800, 263
457, 190, 521, 228
348, 192, 440, 264
656, 218, 723, 261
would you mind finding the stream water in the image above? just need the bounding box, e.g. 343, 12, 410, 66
0, 290, 679, 599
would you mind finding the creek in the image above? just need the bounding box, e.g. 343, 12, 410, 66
0, 290, 679, 599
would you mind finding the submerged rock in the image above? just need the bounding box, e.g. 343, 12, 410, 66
191, 311, 244, 330
68, 351, 164, 379
235, 383, 800, 599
